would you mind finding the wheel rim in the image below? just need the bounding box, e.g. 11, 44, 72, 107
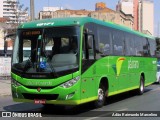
98, 88, 104, 102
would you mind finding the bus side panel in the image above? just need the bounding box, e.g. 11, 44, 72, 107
129, 57, 156, 87
80, 56, 157, 102
144, 58, 157, 85
80, 71, 97, 100
81, 56, 119, 100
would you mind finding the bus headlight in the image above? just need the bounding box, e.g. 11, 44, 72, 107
11, 78, 22, 86
60, 76, 80, 88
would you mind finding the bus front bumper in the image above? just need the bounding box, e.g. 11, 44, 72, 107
11, 83, 98, 105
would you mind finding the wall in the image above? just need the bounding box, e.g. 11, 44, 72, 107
0, 57, 11, 76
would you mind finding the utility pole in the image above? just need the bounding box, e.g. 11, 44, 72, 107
30, 0, 35, 21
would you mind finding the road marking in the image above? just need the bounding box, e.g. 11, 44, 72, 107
84, 108, 128, 120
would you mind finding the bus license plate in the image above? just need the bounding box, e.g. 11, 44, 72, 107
34, 99, 46, 104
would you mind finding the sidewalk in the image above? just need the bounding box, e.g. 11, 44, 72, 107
0, 77, 11, 96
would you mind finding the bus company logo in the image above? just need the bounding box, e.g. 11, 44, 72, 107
37, 22, 54, 27
128, 60, 139, 69
116, 57, 125, 76
26, 81, 52, 86
37, 87, 41, 92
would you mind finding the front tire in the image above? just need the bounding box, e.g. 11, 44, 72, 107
94, 84, 106, 108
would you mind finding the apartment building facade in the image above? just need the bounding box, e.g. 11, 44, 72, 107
116, 0, 154, 35
0, 0, 28, 24
139, 0, 154, 35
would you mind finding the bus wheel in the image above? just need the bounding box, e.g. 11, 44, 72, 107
94, 84, 106, 108
137, 76, 144, 95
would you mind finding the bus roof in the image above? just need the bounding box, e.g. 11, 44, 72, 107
19, 17, 155, 39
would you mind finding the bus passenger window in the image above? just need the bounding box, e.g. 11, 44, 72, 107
83, 34, 95, 60
97, 26, 111, 55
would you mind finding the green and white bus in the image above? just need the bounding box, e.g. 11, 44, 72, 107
11, 17, 157, 107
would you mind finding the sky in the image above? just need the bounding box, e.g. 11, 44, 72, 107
18, 0, 159, 37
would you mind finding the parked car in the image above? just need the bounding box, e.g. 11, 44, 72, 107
156, 65, 160, 84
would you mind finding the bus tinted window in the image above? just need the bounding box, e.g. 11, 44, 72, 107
112, 30, 124, 55
84, 23, 101, 59
125, 33, 135, 56
142, 38, 150, 57
134, 36, 143, 56
149, 39, 156, 57
97, 25, 112, 55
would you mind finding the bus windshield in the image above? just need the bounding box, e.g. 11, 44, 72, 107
12, 26, 80, 78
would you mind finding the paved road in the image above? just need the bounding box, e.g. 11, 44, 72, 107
0, 78, 11, 96
0, 84, 160, 120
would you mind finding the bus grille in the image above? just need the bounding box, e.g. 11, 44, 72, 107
22, 93, 59, 100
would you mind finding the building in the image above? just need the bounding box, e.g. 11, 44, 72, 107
89, 10, 117, 23
119, 11, 134, 29
116, 0, 138, 30
0, 0, 28, 24
39, 9, 91, 19
0, 17, 9, 22
39, 3, 134, 29
39, 7, 63, 19
95, 2, 106, 11
89, 9, 133, 29
139, 0, 154, 35
116, 0, 154, 35
133, 0, 139, 31
116, 0, 133, 15
92, 2, 133, 29
43, 7, 63, 11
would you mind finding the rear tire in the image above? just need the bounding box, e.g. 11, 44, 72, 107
137, 76, 144, 95
94, 84, 106, 108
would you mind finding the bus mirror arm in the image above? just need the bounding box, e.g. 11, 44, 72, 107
4, 40, 8, 57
